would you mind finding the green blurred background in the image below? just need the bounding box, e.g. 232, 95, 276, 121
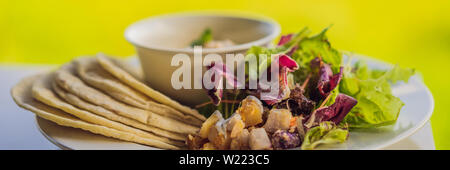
1, 0, 449, 149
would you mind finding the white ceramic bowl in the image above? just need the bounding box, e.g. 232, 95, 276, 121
125, 13, 280, 106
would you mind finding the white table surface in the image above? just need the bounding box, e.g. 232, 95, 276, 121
0, 65, 436, 150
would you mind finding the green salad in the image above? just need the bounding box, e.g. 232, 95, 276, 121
188, 27, 415, 150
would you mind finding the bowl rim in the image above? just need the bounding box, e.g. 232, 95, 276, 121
124, 12, 281, 54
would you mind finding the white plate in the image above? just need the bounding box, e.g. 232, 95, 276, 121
35, 55, 434, 150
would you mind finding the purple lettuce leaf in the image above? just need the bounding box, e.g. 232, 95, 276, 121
277, 34, 294, 46
277, 34, 299, 56
317, 66, 343, 97
286, 45, 298, 57
262, 54, 299, 105
327, 94, 357, 124
205, 62, 243, 105
308, 57, 343, 101
206, 87, 223, 106
305, 94, 357, 127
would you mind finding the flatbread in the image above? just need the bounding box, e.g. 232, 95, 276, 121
52, 80, 186, 141
54, 62, 199, 134
11, 74, 179, 150
55, 63, 148, 124
96, 54, 206, 121
75, 57, 202, 126
31, 72, 184, 147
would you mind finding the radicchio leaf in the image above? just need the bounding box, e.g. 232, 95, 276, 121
206, 87, 222, 106
277, 34, 299, 56
286, 46, 298, 57
205, 62, 243, 105
318, 66, 343, 97
262, 55, 299, 105
305, 94, 357, 128
277, 34, 294, 46
309, 57, 343, 101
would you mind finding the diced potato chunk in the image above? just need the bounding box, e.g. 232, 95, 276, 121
249, 128, 272, 150
230, 129, 250, 150
208, 124, 224, 148
237, 96, 263, 127
226, 113, 241, 131
208, 120, 231, 150
230, 120, 245, 139
263, 109, 292, 133
226, 113, 245, 138
199, 111, 223, 138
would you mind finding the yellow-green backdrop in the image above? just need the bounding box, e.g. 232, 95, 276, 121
1, 0, 449, 149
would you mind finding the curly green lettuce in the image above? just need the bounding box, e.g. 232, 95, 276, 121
301, 121, 348, 150
340, 61, 415, 128
292, 27, 342, 82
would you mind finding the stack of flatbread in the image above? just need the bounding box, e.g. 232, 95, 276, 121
11, 54, 206, 149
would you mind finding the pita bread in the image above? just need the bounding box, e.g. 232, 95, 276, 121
75, 57, 202, 126
96, 54, 206, 121
54, 63, 199, 134
52, 80, 186, 141
11, 74, 179, 150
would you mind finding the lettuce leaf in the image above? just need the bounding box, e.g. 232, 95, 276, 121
340, 61, 415, 128
245, 46, 287, 80
292, 28, 342, 85
324, 87, 339, 106
383, 65, 416, 84
245, 27, 310, 80
301, 121, 348, 150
